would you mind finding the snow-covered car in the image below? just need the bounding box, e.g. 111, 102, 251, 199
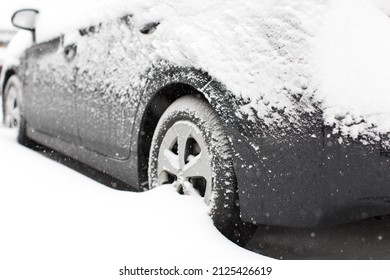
7, 0, 390, 243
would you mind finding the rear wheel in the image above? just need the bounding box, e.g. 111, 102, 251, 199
148, 95, 255, 244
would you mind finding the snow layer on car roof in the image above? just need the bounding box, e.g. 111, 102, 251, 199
34, 0, 390, 144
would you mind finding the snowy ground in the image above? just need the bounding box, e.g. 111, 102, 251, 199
0, 126, 264, 280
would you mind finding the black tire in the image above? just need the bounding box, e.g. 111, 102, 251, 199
3, 75, 22, 127
148, 95, 256, 245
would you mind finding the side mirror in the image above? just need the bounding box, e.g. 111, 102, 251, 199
11, 9, 39, 42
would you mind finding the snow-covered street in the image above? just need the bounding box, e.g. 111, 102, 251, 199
0, 126, 264, 280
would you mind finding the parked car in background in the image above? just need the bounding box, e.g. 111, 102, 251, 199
6, 0, 390, 245
0, 30, 16, 74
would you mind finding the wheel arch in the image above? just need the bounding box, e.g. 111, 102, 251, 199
137, 81, 210, 188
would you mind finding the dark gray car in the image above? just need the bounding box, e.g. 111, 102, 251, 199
4, 7, 390, 245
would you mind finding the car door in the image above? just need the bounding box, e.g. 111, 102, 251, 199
23, 36, 79, 144
70, 17, 141, 159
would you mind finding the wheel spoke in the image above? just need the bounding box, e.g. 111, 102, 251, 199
157, 149, 180, 184
182, 142, 213, 204
183, 150, 212, 180
177, 130, 190, 170
162, 149, 180, 173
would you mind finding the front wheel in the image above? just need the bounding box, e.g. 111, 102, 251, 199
3, 75, 23, 128
148, 95, 255, 244
3, 75, 28, 144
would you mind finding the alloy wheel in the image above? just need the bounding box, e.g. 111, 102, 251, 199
157, 120, 213, 204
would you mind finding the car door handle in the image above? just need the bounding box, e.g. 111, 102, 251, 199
63, 44, 77, 61
140, 22, 160, 34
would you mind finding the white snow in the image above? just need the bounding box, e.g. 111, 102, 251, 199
2, 30, 32, 60
373, 0, 390, 15
0, 126, 263, 280
315, 0, 390, 141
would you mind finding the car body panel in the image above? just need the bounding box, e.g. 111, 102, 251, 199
201, 79, 390, 227
235, 129, 390, 228
73, 22, 137, 159
25, 61, 212, 190
23, 37, 79, 143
